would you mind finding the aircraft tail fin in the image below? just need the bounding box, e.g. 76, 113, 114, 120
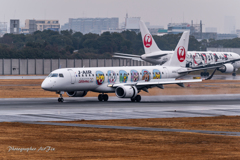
139, 20, 161, 54
163, 31, 189, 67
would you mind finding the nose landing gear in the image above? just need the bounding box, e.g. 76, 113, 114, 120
98, 94, 109, 101
57, 91, 64, 103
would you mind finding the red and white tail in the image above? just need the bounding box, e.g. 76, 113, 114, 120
163, 31, 189, 67
139, 20, 161, 54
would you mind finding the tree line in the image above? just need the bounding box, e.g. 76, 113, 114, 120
0, 29, 239, 59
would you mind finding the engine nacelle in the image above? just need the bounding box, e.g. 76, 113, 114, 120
218, 63, 234, 73
115, 86, 138, 98
67, 91, 88, 97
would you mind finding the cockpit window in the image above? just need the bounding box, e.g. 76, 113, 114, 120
48, 73, 52, 77
59, 73, 64, 77
51, 73, 58, 77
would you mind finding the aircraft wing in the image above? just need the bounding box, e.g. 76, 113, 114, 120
141, 53, 168, 59
108, 79, 202, 88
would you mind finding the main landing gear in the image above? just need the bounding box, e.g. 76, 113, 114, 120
232, 69, 236, 76
57, 91, 64, 102
131, 95, 141, 102
200, 72, 209, 77
98, 94, 109, 101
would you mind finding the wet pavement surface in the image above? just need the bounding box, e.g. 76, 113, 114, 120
1, 95, 240, 122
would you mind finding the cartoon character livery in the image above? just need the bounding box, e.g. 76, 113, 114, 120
119, 70, 128, 83
153, 69, 161, 79
108, 70, 116, 84
96, 71, 104, 85
131, 70, 139, 82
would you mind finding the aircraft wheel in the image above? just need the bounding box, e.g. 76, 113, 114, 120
103, 94, 109, 101
58, 98, 64, 102
200, 72, 203, 76
131, 97, 136, 102
135, 95, 141, 102
98, 94, 103, 101
232, 73, 236, 76
207, 72, 209, 76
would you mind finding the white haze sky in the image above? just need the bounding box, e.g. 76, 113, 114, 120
0, 0, 239, 33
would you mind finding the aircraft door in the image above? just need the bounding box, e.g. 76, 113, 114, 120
68, 69, 76, 84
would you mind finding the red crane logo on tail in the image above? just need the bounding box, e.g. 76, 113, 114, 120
144, 34, 152, 48
177, 46, 186, 62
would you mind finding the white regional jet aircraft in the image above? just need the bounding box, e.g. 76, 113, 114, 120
114, 20, 240, 76
41, 31, 204, 102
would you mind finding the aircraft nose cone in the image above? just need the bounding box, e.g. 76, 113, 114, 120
41, 79, 52, 90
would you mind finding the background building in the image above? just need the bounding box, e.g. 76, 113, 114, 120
10, 19, 20, 34
125, 16, 141, 32
205, 27, 217, 32
167, 23, 191, 34
236, 29, 240, 37
224, 16, 236, 34
0, 22, 7, 37
21, 19, 60, 34
62, 18, 119, 34
216, 33, 238, 40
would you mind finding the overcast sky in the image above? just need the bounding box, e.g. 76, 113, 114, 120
0, 0, 240, 33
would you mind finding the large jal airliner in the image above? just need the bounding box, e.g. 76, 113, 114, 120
114, 20, 240, 76
41, 31, 205, 102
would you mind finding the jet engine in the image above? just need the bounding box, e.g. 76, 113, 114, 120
115, 86, 138, 98
67, 91, 88, 97
218, 63, 234, 73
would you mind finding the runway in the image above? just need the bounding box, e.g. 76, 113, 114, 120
1, 95, 240, 122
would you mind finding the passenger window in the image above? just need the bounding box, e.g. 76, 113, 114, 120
51, 73, 58, 77
59, 73, 64, 77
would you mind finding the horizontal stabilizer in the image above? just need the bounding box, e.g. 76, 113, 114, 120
113, 55, 143, 61
114, 52, 141, 57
